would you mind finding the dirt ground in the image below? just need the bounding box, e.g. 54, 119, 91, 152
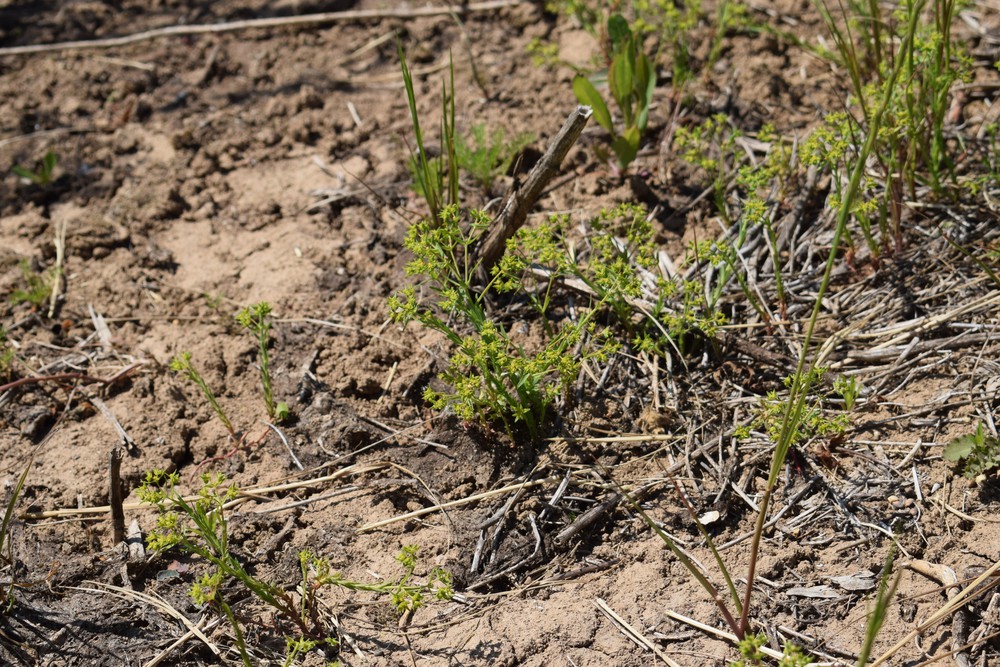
1, 0, 1000, 665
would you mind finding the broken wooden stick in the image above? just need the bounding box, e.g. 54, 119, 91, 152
475, 105, 592, 282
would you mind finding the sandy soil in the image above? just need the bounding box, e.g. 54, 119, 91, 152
1, 0, 999, 665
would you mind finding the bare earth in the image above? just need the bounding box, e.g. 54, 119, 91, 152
1, 1, 999, 665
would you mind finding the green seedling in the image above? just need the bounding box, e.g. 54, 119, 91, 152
526, 37, 563, 69
496, 203, 723, 352
545, 0, 701, 88
573, 14, 655, 171
730, 633, 811, 667
400, 42, 458, 222
170, 352, 237, 439
203, 292, 225, 310
139, 471, 451, 667
676, 119, 797, 319
10, 259, 58, 309
833, 374, 863, 411
0, 328, 15, 380
391, 200, 730, 438
706, 1, 749, 73
456, 123, 534, 196
11, 150, 58, 186
943, 423, 1000, 480
236, 302, 289, 423
673, 113, 740, 222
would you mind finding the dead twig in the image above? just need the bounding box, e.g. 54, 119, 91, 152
0, 362, 144, 394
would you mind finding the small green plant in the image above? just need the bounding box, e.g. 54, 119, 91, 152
9, 259, 58, 309
526, 37, 563, 68
0, 328, 15, 380
833, 374, 863, 410
236, 302, 289, 423
400, 42, 458, 222
455, 122, 534, 196
572, 14, 655, 171
675, 119, 796, 319
497, 203, 723, 350
943, 423, 1000, 480
729, 633, 811, 667
546, 0, 702, 88
170, 352, 237, 439
11, 150, 58, 186
736, 369, 850, 444
1, 459, 31, 614
673, 113, 740, 221
706, 1, 749, 72
203, 292, 225, 310
139, 471, 451, 667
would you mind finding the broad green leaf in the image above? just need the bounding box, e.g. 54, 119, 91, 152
609, 47, 635, 126
611, 126, 640, 169
607, 14, 631, 54
11, 165, 37, 183
943, 434, 976, 461
41, 151, 58, 177
573, 76, 614, 135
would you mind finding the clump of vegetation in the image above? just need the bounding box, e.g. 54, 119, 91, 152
389, 205, 618, 438
236, 302, 289, 423
455, 122, 534, 196
391, 201, 731, 438
944, 423, 1000, 480
735, 368, 851, 444
11, 150, 58, 186
572, 14, 655, 171
547, 0, 704, 88
138, 471, 453, 666
9, 259, 58, 309
0, 328, 15, 380
400, 43, 458, 222
169, 352, 237, 439
810, 0, 973, 258
1, 460, 31, 614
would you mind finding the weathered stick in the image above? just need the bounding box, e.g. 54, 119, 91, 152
0, 0, 525, 57
475, 105, 592, 282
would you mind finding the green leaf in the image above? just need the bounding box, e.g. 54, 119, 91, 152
611, 126, 640, 169
572, 76, 614, 135
11, 165, 37, 183
41, 151, 58, 177
609, 46, 635, 124
943, 434, 977, 461
607, 14, 631, 54
635, 53, 655, 132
